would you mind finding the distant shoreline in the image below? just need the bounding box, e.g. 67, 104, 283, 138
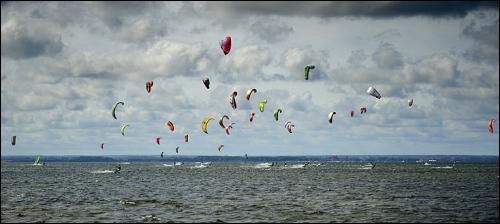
2, 155, 498, 163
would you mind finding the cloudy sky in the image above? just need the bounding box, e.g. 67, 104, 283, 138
1, 1, 498, 156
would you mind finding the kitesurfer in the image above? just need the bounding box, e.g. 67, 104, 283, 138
114, 165, 121, 174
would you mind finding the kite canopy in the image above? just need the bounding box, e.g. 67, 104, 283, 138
184, 134, 189, 143
285, 121, 295, 133
146, 80, 153, 95
34, 155, 41, 165
100, 143, 104, 151
249, 112, 256, 123
366, 86, 381, 99
246, 88, 257, 100
488, 119, 496, 134
408, 98, 414, 107
120, 124, 129, 136
304, 65, 315, 80
11, 136, 16, 146
360, 107, 367, 114
202, 117, 214, 134
225, 123, 235, 135
156, 136, 161, 145
203, 78, 210, 89
218, 144, 225, 151
259, 100, 267, 112
350, 110, 354, 117
219, 115, 230, 128
220, 36, 231, 55
273, 109, 283, 121
112, 102, 125, 120
166, 121, 175, 132
328, 112, 336, 124
229, 91, 237, 109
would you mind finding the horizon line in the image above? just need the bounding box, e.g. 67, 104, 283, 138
2, 154, 499, 157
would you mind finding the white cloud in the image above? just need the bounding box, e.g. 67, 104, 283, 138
280, 47, 330, 80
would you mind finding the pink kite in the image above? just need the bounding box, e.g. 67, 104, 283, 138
220, 36, 231, 55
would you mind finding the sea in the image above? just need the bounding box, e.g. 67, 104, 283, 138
1, 155, 498, 223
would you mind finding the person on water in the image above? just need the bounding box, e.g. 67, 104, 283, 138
114, 164, 121, 173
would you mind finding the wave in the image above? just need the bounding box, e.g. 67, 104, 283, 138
431, 166, 454, 169
190, 164, 209, 169
288, 164, 307, 169
255, 162, 274, 168
91, 170, 115, 174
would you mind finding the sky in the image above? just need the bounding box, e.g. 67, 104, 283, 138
1, 1, 499, 156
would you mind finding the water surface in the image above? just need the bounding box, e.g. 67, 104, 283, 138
1, 162, 498, 222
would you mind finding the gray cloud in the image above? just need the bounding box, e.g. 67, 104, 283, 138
461, 16, 499, 65
88, 2, 172, 43
65, 100, 87, 111
372, 42, 404, 70
250, 18, 294, 43
28, 2, 88, 28
207, 2, 498, 19
461, 67, 499, 89
372, 29, 401, 40
347, 49, 369, 67
111, 18, 168, 43
1, 18, 63, 59
2, 2, 172, 44
90, 2, 164, 29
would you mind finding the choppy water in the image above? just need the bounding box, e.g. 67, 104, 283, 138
1, 162, 498, 223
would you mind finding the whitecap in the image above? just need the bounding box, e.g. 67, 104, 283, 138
91, 170, 115, 174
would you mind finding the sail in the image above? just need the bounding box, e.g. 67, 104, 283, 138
34, 155, 41, 165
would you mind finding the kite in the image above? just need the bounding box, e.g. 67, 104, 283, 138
229, 91, 237, 109
366, 86, 381, 99
488, 119, 496, 134
304, 65, 315, 80
112, 102, 125, 120
220, 36, 231, 55
249, 112, 256, 123
146, 80, 153, 95
273, 109, 282, 121
120, 124, 129, 136
219, 115, 230, 129
328, 112, 336, 124
246, 88, 257, 100
202, 117, 214, 134
166, 121, 175, 132
203, 78, 210, 89
259, 100, 267, 112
